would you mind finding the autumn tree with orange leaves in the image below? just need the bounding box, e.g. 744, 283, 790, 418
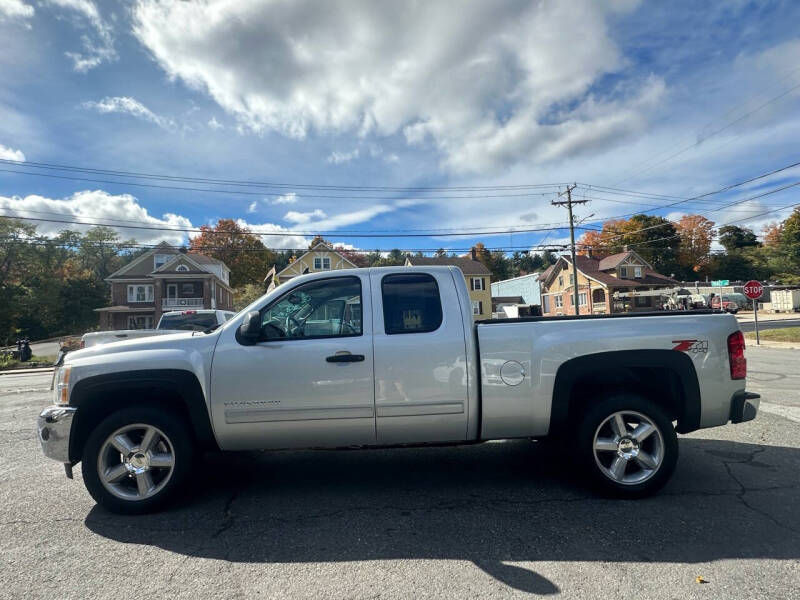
675, 215, 715, 275
189, 219, 275, 287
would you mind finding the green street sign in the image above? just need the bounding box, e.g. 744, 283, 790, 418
711, 280, 729, 287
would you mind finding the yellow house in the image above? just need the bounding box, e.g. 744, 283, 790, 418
266, 241, 358, 291
404, 255, 492, 318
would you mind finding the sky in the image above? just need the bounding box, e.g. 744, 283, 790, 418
1, 0, 799, 255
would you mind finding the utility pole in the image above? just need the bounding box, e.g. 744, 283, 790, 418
552, 184, 588, 316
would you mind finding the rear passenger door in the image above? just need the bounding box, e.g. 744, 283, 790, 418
370, 270, 469, 444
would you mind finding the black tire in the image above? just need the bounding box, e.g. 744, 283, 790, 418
576, 393, 678, 498
82, 405, 194, 514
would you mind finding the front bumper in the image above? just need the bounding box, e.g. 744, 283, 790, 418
730, 391, 760, 424
37, 405, 76, 464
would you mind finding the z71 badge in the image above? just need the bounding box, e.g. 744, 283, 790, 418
672, 339, 708, 353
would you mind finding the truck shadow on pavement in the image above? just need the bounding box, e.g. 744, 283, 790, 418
85, 437, 800, 595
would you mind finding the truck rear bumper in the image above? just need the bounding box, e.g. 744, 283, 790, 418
37, 405, 76, 465
730, 391, 760, 424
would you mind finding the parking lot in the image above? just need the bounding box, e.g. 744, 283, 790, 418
1, 347, 798, 599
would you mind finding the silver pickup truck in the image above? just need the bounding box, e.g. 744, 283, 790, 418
38, 266, 759, 514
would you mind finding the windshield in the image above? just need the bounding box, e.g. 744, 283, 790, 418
157, 313, 217, 331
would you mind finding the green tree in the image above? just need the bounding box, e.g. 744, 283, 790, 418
718, 225, 759, 253
233, 283, 268, 311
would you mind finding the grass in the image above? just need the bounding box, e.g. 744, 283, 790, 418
745, 326, 800, 343
0, 354, 54, 371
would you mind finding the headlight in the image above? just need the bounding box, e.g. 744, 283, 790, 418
53, 366, 71, 405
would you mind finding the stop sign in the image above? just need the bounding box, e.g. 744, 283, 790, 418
743, 280, 763, 300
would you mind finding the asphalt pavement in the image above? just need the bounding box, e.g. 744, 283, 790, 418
1, 351, 799, 599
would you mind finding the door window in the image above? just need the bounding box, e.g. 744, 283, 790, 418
381, 273, 442, 334
260, 276, 362, 340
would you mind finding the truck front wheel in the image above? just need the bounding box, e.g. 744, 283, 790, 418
577, 394, 678, 498
81, 406, 194, 514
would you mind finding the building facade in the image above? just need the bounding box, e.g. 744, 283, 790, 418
404, 255, 492, 318
96, 241, 234, 330
538, 251, 678, 316
267, 241, 358, 290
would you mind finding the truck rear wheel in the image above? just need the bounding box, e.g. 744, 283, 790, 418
81, 406, 194, 514
577, 394, 678, 498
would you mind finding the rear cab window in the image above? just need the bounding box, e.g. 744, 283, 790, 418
158, 312, 217, 331
381, 273, 443, 334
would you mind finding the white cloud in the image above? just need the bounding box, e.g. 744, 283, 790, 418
0, 143, 25, 161
208, 116, 223, 130
271, 193, 297, 205
0, 0, 34, 20
132, 0, 655, 173
284, 209, 327, 224
0, 190, 191, 245
82, 96, 175, 131
326, 149, 359, 165
246, 201, 258, 213
45, 0, 116, 72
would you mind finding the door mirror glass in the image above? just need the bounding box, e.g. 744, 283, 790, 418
238, 310, 261, 344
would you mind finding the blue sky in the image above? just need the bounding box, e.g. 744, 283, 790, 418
1, 0, 799, 254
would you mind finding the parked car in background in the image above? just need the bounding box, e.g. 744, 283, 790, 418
710, 294, 742, 313
80, 309, 235, 348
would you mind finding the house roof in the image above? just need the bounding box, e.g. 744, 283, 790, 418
545, 254, 678, 290
273, 242, 358, 279
597, 250, 652, 271
405, 256, 491, 275
106, 241, 230, 281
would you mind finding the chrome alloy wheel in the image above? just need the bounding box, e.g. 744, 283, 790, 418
97, 423, 175, 501
592, 410, 664, 485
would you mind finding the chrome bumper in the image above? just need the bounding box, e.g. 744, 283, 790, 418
731, 391, 760, 424
37, 405, 76, 465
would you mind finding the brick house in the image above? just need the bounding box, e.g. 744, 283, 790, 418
404, 254, 492, 318
538, 250, 678, 316
95, 241, 234, 330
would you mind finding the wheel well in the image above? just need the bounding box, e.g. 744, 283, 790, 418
68, 369, 219, 463
69, 389, 191, 463
565, 367, 683, 428
549, 350, 701, 436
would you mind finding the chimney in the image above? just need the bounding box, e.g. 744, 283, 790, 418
471, 247, 477, 261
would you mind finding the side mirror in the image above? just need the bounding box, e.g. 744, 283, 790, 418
237, 310, 261, 345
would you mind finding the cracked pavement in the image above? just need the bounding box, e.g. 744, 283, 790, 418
1, 348, 799, 599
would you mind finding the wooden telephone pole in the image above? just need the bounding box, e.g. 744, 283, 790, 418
552, 184, 588, 315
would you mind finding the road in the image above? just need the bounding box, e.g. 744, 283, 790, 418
738, 317, 800, 333
2, 351, 799, 599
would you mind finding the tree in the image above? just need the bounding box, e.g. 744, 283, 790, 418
675, 215, 714, 276
602, 215, 680, 276
333, 245, 369, 267
233, 283, 268, 311
576, 230, 605, 256
189, 219, 274, 287
762, 222, 783, 247
718, 225, 759, 253
780, 207, 800, 263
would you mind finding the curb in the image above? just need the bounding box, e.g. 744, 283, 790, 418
0, 367, 55, 376
744, 339, 800, 350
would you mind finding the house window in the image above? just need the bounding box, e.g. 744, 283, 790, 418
154, 254, 173, 270
470, 277, 484, 291
472, 300, 483, 315
127, 284, 154, 303
381, 273, 442, 334
579, 292, 588, 306
570, 274, 575, 285
181, 283, 195, 295
558, 276, 563, 287
635, 295, 650, 307
314, 256, 331, 270
634, 266, 642, 278
176, 265, 189, 272
542, 295, 551, 313
620, 267, 627, 278
127, 316, 154, 329
554, 295, 563, 308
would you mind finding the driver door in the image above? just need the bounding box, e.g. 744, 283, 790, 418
209, 273, 376, 450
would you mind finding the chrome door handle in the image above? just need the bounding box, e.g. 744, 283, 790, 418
326, 354, 365, 363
